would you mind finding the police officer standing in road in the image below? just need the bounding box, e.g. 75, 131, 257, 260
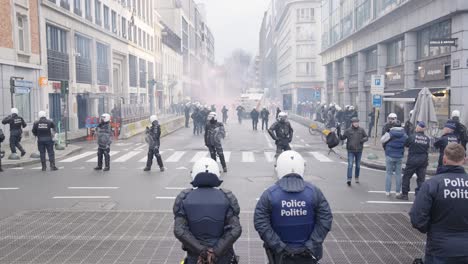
397, 122, 430, 200
94, 113, 113, 171
32, 111, 58, 171
221, 105, 228, 124
434, 121, 460, 168
269, 112, 294, 158
143, 115, 165, 172
254, 151, 332, 264
260, 107, 270, 131
173, 157, 242, 264
205, 112, 227, 173
410, 143, 468, 264
250, 107, 260, 131
451, 110, 467, 150
2, 108, 27, 158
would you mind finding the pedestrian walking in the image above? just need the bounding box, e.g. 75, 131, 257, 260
434, 121, 460, 168
236, 105, 245, 124
32, 111, 58, 171
339, 117, 368, 186
410, 143, 468, 264
404, 110, 415, 137
143, 115, 165, 172
184, 103, 191, 128
250, 108, 259, 131
0, 128, 4, 172
451, 110, 468, 150
94, 113, 113, 171
221, 105, 228, 124
173, 157, 241, 264
268, 112, 294, 158
368, 108, 376, 137
276, 107, 281, 119
381, 122, 408, 196
254, 151, 332, 264
2, 108, 27, 158
396, 122, 430, 200
260, 107, 270, 131
382, 113, 398, 135
205, 112, 227, 172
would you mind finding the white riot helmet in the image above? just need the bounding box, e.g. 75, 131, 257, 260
208, 112, 217, 121
388, 113, 397, 122
278, 112, 288, 121
11, 108, 18, 114
191, 157, 221, 180
349, 106, 355, 111
150, 115, 158, 123
452, 110, 461, 118
101, 113, 111, 122
38, 111, 47, 118
276, 150, 306, 179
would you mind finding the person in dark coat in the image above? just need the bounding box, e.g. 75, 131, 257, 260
205, 112, 227, 172
260, 107, 270, 131
32, 111, 58, 171
184, 103, 191, 128
397, 122, 430, 200
410, 143, 468, 264
0, 128, 5, 172
451, 110, 467, 150
404, 110, 415, 137
2, 108, 27, 157
339, 117, 368, 186
191, 107, 202, 135
173, 158, 242, 264
382, 113, 398, 136
236, 105, 245, 124
254, 151, 332, 264
434, 121, 460, 168
143, 115, 165, 172
269, 112, 294, 158
221, 106, 228, 124
276, 107, 281, 119
368, 108, 376, 137
250, 108, 260, 131
94, 113, 113, 171
381, 122, 408, 195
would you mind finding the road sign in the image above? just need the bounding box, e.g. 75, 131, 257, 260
13, 80, 33, 88
15, 87, 31, 94
372, 94, 382, 108
371, 74, 385, 95
314, 90, 321, 100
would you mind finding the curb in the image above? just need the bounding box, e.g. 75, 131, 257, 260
3, 146, 84, 169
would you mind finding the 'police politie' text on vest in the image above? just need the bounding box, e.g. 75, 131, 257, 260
444, 178, 468, 199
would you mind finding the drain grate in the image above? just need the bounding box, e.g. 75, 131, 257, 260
0, 211, 425, 263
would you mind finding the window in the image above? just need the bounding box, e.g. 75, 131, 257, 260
296, 24, 314, 41
60, 0, 70, 9
350, 55, 358, 75
103, 5, 109, 29
122, 17, 127, 38
137, 0, 141, 17
143, 31, 146, 49
356, 0, 371, 30
17, 15, 25, 52
128, 21, 132, 41
341, 0, 353, 38
366, 48, 377, 71
74, 0, 81, 15
376, 0, 397, 15
387, 39, 404, 66
296, 8, 314, 22
139, 58, 146, 88
95, 0, 102, 25
96, 43, 109, 85
150, 37, 153, 51
130, 93, 138, 104
138, 28, 141, 46
148, 61, 154, 80
418, 20, 452, 59
296, 44, 313, 58
129, 55, 138, 87
336, 60, 344, 78
111, 10, 117, 33
297, 62, 315, 76
47, 25, 69, 81
46, 25, 67, 53
85, 0, 91, 20
75, 34, 92, 83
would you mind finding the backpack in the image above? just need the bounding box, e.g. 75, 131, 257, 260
326, 131, 340, 149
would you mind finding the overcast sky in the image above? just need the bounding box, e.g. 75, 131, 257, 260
198, 0, 269, 64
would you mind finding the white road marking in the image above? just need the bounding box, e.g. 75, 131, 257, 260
264, 152, 275, 163
155, 196, 176, 200
176, 167, 188, 170
300, 139, 305, 143
53, 196, 111, 199
190, 152, 207, 162
0, 188, 20, 190
368, 191, 415, 194
10, 167, 24, 170
67, 187, 120, 190
306, 144, 311, 147
309, 152, 332, 162
366, 201, 413, 204
165, 151, 186, 162
60, 151, 95, 162
224, 151, 231, 162
85, 151, 119, 162
114, 151, 141, 162
242, 152, 255, 162
295, 136, 300, 139
165, 187, 187, 190
264, 133, 273, 148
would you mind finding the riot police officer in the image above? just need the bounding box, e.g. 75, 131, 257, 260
173, 157, 242, 264
397, 122, 430, 200
221, 105, 228, 124
32, 111, 58, 171
205, 112, 227, 172
94, 113, 113, 171
260, 107, 270, 131
2, 108, 27, 158
382, 113, 398, 135
254, 151, 332, 264
434, 121, 460, 168
143, 115, 165, 172
250, 108, 259, 131
268, 112, 294, 158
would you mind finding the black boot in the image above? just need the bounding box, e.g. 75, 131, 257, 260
219, 154, 227, 173
396, 194, 409, 200
156, 155, 164, 172
143, 167, 151, 171
94, 166, 102, 170
0, 159, 3, 172
103, 166, 110, 171
41, 162, 47, 172
50, 162, 58, 171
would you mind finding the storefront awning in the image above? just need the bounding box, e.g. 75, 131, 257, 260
383, 88, 448, 102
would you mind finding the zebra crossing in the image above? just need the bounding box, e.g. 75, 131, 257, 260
57, 149, 335, 164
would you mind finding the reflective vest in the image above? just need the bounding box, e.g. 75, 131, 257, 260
269, 184, 315, 247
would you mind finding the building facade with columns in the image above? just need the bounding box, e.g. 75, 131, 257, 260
321, 0, 468, 127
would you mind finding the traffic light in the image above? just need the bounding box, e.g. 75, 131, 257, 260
60, 80, 69, 95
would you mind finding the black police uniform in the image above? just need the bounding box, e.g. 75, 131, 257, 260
191, 109, 201, 135
410, 166, 468, 262
95, 122, 113, 170
268, 120, 294, 158
452, 117, 468, 150
254, 174, 332, 263
260, 109, 270, 130
205, 120, 227, 171
184, 105, 191, 128
32, 117, 57, 171
221, 107, 228, 124
405, 120, 415, 137
251, 109, 259, 130
401, 131, 430, 196
173, 173, 242, 264
0, 128, 5, 172
434, 133, 460, 168
2, 113, 27, 155
144, 120, 164, 171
